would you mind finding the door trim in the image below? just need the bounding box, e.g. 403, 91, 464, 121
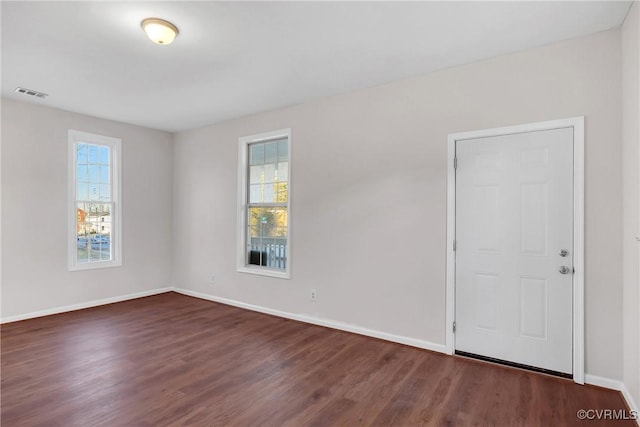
445, 117, 585, 384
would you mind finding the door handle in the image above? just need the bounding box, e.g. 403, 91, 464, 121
558, 266, 572, 275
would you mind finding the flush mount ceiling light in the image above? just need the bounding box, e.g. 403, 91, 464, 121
141, 18, 179, 45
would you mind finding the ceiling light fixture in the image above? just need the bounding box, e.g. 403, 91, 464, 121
141, 18, 179, 45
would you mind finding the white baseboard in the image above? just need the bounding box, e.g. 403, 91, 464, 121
585, 374, 639, 424
173, 287, 448, 355
0, 287, 173, 324
621, 384, 640, 423
585, 374, 625, 391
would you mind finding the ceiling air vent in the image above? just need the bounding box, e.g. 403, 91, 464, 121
15, 87, 48, 99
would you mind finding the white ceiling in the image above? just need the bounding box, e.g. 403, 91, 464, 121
1, 1, 632, 133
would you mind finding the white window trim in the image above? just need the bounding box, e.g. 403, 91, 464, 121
237, 128, 292, 279
68, 130, 122, 271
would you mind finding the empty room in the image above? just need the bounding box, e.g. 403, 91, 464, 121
1, 1, 639, 425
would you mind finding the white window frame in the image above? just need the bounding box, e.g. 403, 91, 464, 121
68, 130, 122, 271
237, 128, 291, 279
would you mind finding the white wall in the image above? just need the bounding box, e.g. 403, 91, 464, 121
622, 1, 640, 411
1, 99, 174, 319
173, 30, 623, 381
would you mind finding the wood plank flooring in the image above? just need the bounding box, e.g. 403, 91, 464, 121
1, 292, 634, 426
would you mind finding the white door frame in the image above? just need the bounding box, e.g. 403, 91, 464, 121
445, 117, 585, 384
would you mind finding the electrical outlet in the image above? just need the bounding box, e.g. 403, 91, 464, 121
210, 275, 216, 284
310, 289, 317, 302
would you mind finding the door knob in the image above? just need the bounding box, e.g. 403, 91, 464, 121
558, 266, 572, 274
559, 249, 569, 257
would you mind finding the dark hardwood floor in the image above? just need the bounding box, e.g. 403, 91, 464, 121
1, 292, 633, 426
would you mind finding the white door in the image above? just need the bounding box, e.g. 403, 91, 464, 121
455, 127, 574, 374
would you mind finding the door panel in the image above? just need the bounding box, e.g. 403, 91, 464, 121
455, 127, 573, 374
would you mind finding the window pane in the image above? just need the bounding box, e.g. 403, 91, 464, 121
277, 162, 288, 182
99, 146, 110, 164
88, 165, 100, 182
77, 165, 88, 182
77, 245, 89, 263
91, 204, 111, 261
77, 183, 89, 200
249, 207, 288, 236
249, 184, 262, 203
247, 206, 287, 270
101, 205, 112, 235
76, 202, 112, 263
249, 165, 263, 185
263, 183, 275, 203
77, 204, 89, 235
274, 211, 288, 237
89, 184, 99, 201
264, 164, 276, 183
88, 145, 99, 163
77, 144, 88, 163
276, 182, 288, 203
250, 208, 273, 237
250, 144, 264, 165
278, 140, 288, 162
99, 251, 110, 261
100, 165, 110, 183
265, 142, 278, 164
248, 224, 261, 239
99, 184, 111, 201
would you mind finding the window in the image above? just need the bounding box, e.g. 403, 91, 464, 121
238, 129, 291, 278
68, 130, 121, 270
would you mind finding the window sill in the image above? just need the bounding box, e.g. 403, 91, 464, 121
69, 260, 122, 272
237, 266, 290, 279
